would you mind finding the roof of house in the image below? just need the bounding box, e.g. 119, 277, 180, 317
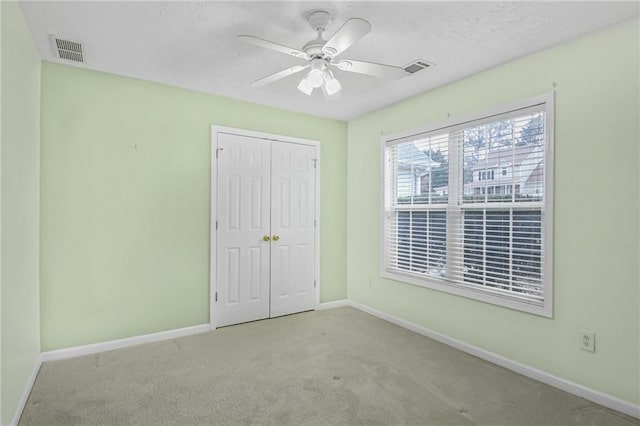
397, 143, 441, 170
525, 161, 544, 185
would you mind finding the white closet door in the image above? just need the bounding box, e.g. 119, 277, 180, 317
270, 142, 316, 317
215, 133, 271, 327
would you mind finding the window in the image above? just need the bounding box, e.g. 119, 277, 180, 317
381, 94, 553, 317
479, 170, 495, 181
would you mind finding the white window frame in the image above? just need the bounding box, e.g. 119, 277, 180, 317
379, 92, 554, 318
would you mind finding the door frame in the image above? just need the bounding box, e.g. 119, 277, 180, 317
209, 125, 321, 330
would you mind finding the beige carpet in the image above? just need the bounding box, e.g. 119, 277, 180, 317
20, 307, 638, 425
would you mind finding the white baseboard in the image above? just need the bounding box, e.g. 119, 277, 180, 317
347, 300, 640, 419
15, 323, 209, 424
11, 354, 43, 426
40, 323, 211, 363
316, 299, 349, 310
16, 304, 640, 421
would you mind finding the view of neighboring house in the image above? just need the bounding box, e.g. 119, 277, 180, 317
464, 145, 544, 198
395, 141, 441, 198
395, 142, 544, 201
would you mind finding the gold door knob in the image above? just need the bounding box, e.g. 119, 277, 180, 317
272, 235, 280, 241
263, 235, 270, 241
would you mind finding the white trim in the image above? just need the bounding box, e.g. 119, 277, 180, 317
347, 300, 640, 419
315, 299, 349, 310
211, 125, 319, 147
40, 324, 210, 362
381, 92, 554, 143
210, 125, 321, 329
379, 270, 550, 317
12, 302, 639, 422
11, 354, 43, 426
543, 92, 555, 318
210, 125, 218, 330
313, 142, 321, 308
379, 92, 555, 318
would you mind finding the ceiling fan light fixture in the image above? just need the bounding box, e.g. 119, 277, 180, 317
324, 78, 342, 96
297, 77, 313, 95
307, 68, 324, 88
322, 69, 342, 96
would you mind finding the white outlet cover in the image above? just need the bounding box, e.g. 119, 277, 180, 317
580, 331, 595, 353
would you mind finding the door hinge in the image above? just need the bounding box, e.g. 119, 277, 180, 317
215, 292, 218, 302
314, 279, 317, 288
314, 219, 316, 228
216, 147, 224, 159
312, 159, 317, 169
215, 220, 218, 230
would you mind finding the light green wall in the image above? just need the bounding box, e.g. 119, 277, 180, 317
347, 18, 639, 405
40, 62, 347, 351
35, 14, 640, 408
1, 2, 41, 425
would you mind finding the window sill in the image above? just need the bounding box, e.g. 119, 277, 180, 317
380, 269, 552, 318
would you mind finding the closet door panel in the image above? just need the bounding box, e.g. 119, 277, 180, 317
215, 133, 271, 327
270, 142, 316, 317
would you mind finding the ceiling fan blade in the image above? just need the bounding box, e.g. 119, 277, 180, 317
333, 59, 409, 79
250, 65, 310, 87
238, 35, 309, 60
322, 18, 371, 57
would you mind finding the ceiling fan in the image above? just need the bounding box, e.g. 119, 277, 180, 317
238, 10, 409, 97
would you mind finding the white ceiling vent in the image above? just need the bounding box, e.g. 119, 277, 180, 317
50, 35, 84, 63
403, 59, 434, 75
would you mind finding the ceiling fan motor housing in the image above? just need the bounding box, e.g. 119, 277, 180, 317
307, 10, 333, 32
302, 37, 326, 58
302, 10, 335, 59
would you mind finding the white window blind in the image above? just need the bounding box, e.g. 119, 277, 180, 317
382, 95, 553, 316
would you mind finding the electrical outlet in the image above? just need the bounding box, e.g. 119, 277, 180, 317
580, 331, 595, 353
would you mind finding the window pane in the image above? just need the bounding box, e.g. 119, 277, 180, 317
461, 208, 543, 300
393, 134, 448, 205
462, 210, 484, 285
462, 113, 545, 204
390, 211, 446, 278
512, 210, 543, 294
485, 210, 510, 288
429, 211, 447, 274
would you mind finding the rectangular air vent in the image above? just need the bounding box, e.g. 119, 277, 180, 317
50, 35, 84, 63
403, 59, 434, 75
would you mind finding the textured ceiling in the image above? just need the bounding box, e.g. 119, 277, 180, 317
20, 1, 639, 120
